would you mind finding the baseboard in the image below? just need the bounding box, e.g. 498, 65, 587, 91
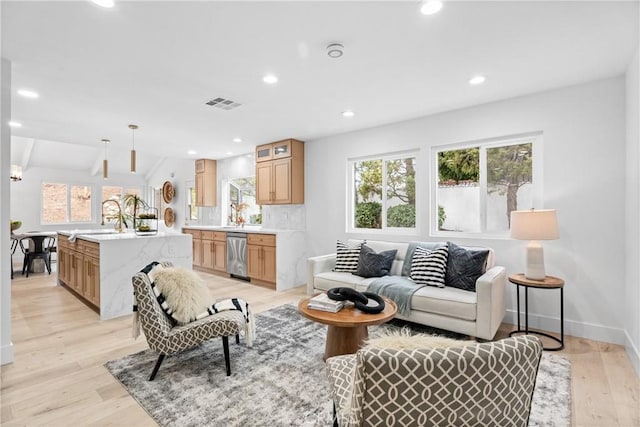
625, 331, 640, 378
1, 341, 14, 365
504, 309, 626, 345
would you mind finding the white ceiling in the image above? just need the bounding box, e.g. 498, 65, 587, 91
4, 1, 639, 176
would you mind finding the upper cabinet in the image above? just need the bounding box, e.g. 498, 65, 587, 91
195, 159, 217, 207
255, 139, 304, 205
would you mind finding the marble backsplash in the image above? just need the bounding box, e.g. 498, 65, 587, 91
261, 205, 306, 230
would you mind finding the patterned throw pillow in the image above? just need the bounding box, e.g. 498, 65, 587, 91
445, 242, 489, 292
354, 244, 397, 278
333, 240, 364, 273
410, 245, 449, 288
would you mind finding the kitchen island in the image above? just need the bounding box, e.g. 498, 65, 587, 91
57, 230, 191, 320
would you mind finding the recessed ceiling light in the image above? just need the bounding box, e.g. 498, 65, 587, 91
17, 89, 39, 99
187, 150, 197, 155
327, 43, 344, 58
263, 74, 278, 84
91, 0, 114, 8
226, 152, 233, 156
342, 110, 355, 118
420, 1, 443, 15
8, 121, 22, 127
469, 75, 486, 85
233, 137, 243, 143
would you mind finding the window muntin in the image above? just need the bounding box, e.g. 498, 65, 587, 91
349, 152, 417, 233
42, 182, 93, 224
433, 135, 539, 237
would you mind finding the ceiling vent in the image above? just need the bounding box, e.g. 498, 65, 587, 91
205, 97, 242, 110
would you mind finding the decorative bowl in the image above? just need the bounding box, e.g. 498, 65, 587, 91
10, 220, 21, 232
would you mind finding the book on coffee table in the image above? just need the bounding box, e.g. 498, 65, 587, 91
307, 293, 344, 313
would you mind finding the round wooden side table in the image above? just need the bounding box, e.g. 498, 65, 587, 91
298, 296, 397, 361
508, 273, 565, 351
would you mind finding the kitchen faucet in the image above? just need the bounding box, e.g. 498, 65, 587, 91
101, 200, 125, 232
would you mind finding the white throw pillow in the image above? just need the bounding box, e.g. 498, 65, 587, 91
153, 267, 214, 324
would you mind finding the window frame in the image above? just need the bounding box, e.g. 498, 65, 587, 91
430, 132, 543, 239
346, 149, 420, 235
40, 181, 95, 225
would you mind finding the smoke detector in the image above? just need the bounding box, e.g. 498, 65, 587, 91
326, 43, 344, 58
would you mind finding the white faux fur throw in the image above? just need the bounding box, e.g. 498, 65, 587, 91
364, 328, 474, 350
153, 267, 215, 324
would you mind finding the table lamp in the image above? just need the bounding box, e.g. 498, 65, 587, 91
510, 209, 559, 280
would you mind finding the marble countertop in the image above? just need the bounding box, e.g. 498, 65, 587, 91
57, 229, 187, 243
181, 225, 288, 235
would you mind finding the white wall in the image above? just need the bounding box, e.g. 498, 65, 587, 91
10, 167, 147, 233
145, 157, 194, 232
625, 45, 640, 375
306, 77, 627, 345
1, 57, 14, 365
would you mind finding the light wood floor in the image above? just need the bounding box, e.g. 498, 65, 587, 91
2, 269, 639, 426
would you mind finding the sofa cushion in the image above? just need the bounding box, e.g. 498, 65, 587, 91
349, 240, 408, 276
410, 286, 477, 321
409, 246, 449, 288
333, 240, 363, 273
445, 241, 490, 292
355, 244, 397, 278
314, 271, 378, 292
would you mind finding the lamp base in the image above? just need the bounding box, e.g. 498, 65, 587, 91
525, 241, 546, 280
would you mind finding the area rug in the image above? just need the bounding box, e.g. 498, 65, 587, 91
105, 304, 571, 427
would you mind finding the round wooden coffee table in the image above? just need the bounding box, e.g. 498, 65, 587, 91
298, 295, 397, 361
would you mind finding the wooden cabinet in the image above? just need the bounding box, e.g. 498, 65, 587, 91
247, 233, 276, 288
213, 232, 227, 272
183, 228, 227, 274
255, 139, 304, 205
57, 234, 100, 310
195, 159, 217, 207
201, 231, 215, 269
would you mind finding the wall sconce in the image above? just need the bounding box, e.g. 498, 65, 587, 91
102, 139, 110, 180
10, 164, 22, 181
129, 124, 138, 173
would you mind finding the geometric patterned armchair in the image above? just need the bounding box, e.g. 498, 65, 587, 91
132, 261, 246, 380
326, 335, 543, 427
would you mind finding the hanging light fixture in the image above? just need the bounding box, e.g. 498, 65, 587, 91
102, 139, 110, 180
129, 124, 138, 173
10, 164, 22, 181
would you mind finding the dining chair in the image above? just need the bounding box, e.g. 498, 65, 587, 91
21, 236, 53, 277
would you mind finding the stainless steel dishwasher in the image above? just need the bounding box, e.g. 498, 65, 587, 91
226, 232, 248, 279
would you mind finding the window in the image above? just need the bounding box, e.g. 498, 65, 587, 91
432, 134, 541, 236
227, 177, 261, 225
186, 182, 198, 221
348, 152, 417, 232
42, 183, 92, 224
101, 186, 141, 223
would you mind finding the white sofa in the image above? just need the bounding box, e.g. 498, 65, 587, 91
307, 240, 506, 340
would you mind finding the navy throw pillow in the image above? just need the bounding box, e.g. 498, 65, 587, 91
354, 244, 397, 278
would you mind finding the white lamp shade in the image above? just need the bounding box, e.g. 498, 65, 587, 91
510, 209, 559, 241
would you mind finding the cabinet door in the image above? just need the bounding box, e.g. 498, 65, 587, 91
255, 144, 273, 162
213, 240, 226, 272
256, 162, 273, 205
201, 238, 215, 269
246, 244, 262, 279
84, 256, 100, 306
272, 158, 292, 204
58, 248, 69, 284
195, 173, 205, 206
272, 140, 291, 159
262, 245, 276, 283
71, 251, 84, 293
192, 238, 203, 267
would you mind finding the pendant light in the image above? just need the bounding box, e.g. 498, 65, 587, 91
102, 139, 110, 180
129, 124, 138, 173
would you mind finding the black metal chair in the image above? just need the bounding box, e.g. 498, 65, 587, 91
21, 236, 54, 277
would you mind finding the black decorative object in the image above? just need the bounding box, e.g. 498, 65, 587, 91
327, 287, 386, 314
